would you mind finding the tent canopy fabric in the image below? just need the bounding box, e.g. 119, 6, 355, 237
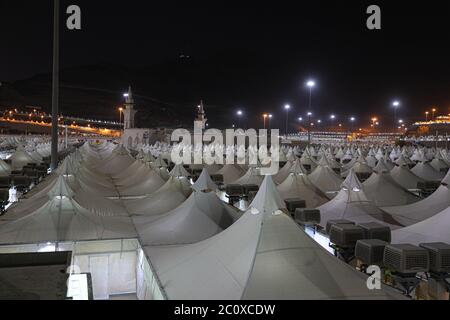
143, 176, 405, 300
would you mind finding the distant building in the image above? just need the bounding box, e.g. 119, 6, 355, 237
412, 115, 450, 135
123, 86, 137, 130
195, 100, 207, 130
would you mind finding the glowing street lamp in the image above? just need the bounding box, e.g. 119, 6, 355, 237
284, 104, 290, 136
236, 110, 243, 128
329, 114, 336, 131
118, 107, 124, 125
425, 111, 429, 122
263, 114, 268, 130
392, 101, 400, 131
350, 117, 356, 132
307, 112, 313, 144
268, 114, 273, 129
306, 80, 315, 110
432, 108, 437, 120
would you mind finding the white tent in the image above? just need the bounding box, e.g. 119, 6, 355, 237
362, 172, 420, 207
390, 165, 424, 190
169, 164, 191, 178
382, 171, 450, 226
117, 170, 166, 197
273, 161, 293, 184
134, 191, 241, 246
308, 157, 343, 198
277, 160, 328, 208
411, 161, 445, 182
10, 146, 37, 170
0, 176, 137, 245
317, 170, 403, 229
392, 205, 450, 245
216, 164, 245, 185
124, 177, 192, 216
141, 176, 405, 300
192, 169, 218, 192
231, 166, 263, 186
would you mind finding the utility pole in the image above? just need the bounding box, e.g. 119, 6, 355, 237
50, 0, 60, 170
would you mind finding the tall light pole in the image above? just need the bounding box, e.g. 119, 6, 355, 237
284, 104, 290, 136
425, 111, 429, 122
263, 114, 268, 130
307, 112, 312, 144
330, 114, 336, 131
371, 117, 378, 132
432, 108, 437, 120
392, 101, 400, 132
268, 114, 273, 130
50, 0, 60, 171
306, 80, 315, 145
119, 107, 123, 126
306, 80, 315, 110
237, 110, 243, 129
350, 117, 356, 132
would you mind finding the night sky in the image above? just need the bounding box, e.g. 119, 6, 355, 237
1, 0, 450, 128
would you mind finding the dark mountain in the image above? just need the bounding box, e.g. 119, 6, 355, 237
0, 54, 268, 129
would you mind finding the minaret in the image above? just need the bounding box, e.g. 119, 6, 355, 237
195, 100, 207, 130
123, 86, 138, 129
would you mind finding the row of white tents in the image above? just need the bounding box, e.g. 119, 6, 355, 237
0, 140, 422, 300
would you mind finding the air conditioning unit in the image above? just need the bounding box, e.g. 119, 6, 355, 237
242, 184, 259, 196
284, 198, 306, 213
383, 244, 430, 274
295, 209, 321, 225
355, 239, 388, 265
357, 222, 392, 243
329, 224, 365, 248
325, 219, 355, 235
225, 184, 244, 197
419, 243, 450, 274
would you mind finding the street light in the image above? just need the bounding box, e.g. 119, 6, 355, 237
350, 117, 356, 132
118, 107, 124, 126
307, 112, 312, 144
432, 108, 437, 120
425, 111, 429, 122
371, 117, 378, 130
263, 114, 268, 130
330, 114, 336, 131
306, 80, 315, 110
392, 101, 400, 132
268, 114, 273, 129
237, 110, 243, 128
284, 104, 290, 136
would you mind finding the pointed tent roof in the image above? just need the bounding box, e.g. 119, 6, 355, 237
392, 205, 450, 245
192, 169, 218, 192
373, 158, 390, 173
143, 175, 405, 300
342, 169, 363, 191
383, 170, 450, 226
48, 175, 75, 199
289, 159, 308, 175
134, 191, 240, 245
390, 165, 425, 190
169, 164, 191, 178
125, 176, 192, 216
362, 171, 420, 207
317, 169, 403, 229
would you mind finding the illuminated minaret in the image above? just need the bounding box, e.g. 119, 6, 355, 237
123, 86, 137, 129
195, 100, 207, 130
